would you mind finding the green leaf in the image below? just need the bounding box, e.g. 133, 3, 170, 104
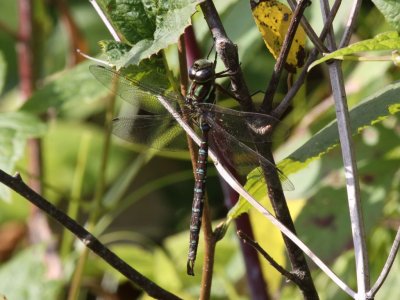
96, 0, 204, 67
229, 80, 400, 218
281, 81, 400, 173
41, 121, 130, 202
92, 243, 154, 281
0, 112, 46, 202
308, 31, 400, 71
372, 0, 400, 31
20, 60, 107, 117
0, 245, 64, 299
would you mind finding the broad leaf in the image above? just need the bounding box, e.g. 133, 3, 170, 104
0, 112, 46, 201
229, 80, 400, 217
308, 31, 400, 71
96, 0, 204, 68
372, 0, 400, 31
0, 245, 64, 299
20, 61, 107, 116
251, 0, 306, 72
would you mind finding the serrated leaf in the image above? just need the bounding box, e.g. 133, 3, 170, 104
0, 112, 46, 202
229, 80, 400, 217
308, 31, 400, 71
372, 0, 400, 31
96, 0, 157, 43
96, 0, 204, 67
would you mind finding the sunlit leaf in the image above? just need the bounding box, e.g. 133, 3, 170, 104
372, 0, 400, 31
308, 31, 400, 71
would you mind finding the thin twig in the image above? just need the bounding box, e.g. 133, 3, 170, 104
320, 0, 370, 298
237, 230, 300, 285
260, 0, 311, 113
200, 200, 216, 300
0, 170, 181, 300
273, 0, 342, 119
367, 226, 400, 298
339, 0, 363, 48
286, 0, 329, 53
89, 0, 121, 41
200, 0, 254, 112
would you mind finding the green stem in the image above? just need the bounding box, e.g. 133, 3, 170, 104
67, 87, 116, 300
60, 133, 92, 258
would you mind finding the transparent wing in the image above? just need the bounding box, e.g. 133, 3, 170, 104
90, 65, 182, 114
200, 103, 288, 143
112, 115, 188, 150
208, 121, 294, 191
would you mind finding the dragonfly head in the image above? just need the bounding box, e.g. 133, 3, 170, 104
189, 59, 215, 84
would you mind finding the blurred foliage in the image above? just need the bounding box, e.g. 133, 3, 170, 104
0, 0, 399, 299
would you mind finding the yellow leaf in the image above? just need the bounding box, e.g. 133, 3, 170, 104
251, 0, 306, 72
250, 197, 307, 293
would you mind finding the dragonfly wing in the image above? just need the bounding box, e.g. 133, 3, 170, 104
112, 115, 186, 150
208, 123, 294, 191
90, 65, 182, 114
200, 103, 287, 143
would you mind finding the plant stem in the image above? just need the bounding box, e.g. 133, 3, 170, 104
238, 230, 300, 285
68, 78, 116, 299
273, 0, 342, 119
200, 0, 254, 112
260, 0, 311, 113
18, 0, 62, 279
60, 133, 92, 259
320, 0, 370, 298
368, 226, 400, 298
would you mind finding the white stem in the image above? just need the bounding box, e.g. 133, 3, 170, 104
89, 0, 121, 42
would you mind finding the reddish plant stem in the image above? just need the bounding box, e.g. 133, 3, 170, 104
54, 0, 89, 66
17, 0, 62, 279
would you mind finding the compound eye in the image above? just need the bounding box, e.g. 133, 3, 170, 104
188, 67, 197, 80
195, 68, 214, 82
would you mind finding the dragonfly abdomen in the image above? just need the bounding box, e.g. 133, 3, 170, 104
187, 123, 210, 276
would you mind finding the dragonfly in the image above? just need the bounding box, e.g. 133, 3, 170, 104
90, 59, 294, 276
